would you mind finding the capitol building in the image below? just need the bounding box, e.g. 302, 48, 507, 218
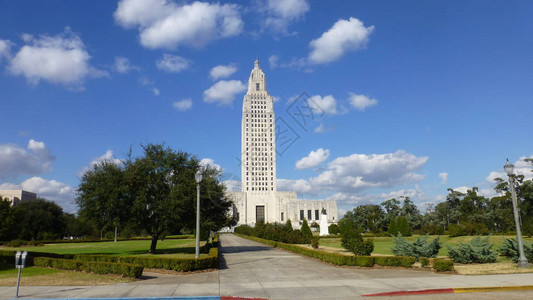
227, 60, 337, 228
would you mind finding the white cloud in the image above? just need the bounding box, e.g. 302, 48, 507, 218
173, 98, 193, 111
156, 54, 190, 73
114, 0, 243, 49
78, 150, 123, 177
295, 148, 330, 170
439, 172, 448, 184
262, 0, 309, 34
114, 56, 138, 73
307, 95, 341, 115
152, 87, 160, 96
0, 140, 55, 179
0, 39, 13, 60
209, 64, 237, 80
0, 177, 76, 212
223, 180, 241, 192
203, 80, 246, 105
200, 158, 222, 171
8, 28, 107, 89
309, 17, 374, 64
268, 55, 279, 69
325, 186, 426, 208
348, 93, 378, 111
278, 150, 428, 196
314, 123, 333, 133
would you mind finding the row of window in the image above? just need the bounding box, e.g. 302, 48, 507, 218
299, 209, 323, 221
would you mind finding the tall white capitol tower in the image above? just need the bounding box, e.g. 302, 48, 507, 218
228, 60, 337, 227
241, 60, 277, 193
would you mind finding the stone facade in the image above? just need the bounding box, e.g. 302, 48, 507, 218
228, 60, 337, 228
0, 190, 37, 206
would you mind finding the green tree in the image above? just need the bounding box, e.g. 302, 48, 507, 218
13, 198, 66, 240
125, 144, 234, 253
339, 217, 373, 255
284, 219, 293, 232
397, 216, 411, 236
77, 160, 130, 241
0, 198, 15, 241
301, 219, 312, 237
388, 217, 398, 236
344, 205, 383, 233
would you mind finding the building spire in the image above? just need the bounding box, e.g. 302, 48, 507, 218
254, 59, 260, 69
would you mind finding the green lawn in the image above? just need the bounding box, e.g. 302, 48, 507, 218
320, 235, 533, 257
0, 263, 134, 286
1, 238, 205, 257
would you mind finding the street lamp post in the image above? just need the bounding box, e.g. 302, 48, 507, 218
195, 170, 203, 259
504, 159, 529, 268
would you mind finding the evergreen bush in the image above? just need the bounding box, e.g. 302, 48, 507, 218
340, 218, 374, 255
499, 238, 533, 262
311, 236, 319, 249
392, 234, 440, 260
447, 236, 498, 263
301, 219, 313, 237
433, 258, 454, 272
328, 224, 339, 235
284, 219, 293, 232
420, 257, 430, 267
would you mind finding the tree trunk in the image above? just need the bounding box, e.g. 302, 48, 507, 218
149, 236, 158, 254
114, 226, 117, 242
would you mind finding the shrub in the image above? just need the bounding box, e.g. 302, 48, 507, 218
499, 238, 533, 262
420, 224, 444, 235
33, 257, 143, 278
4, 239, 43, 247
420, 257, 430, 268
448, 222, 489, 237
340, 218, 374, 255
328, 224, 339, 235
284, 219, 293, 232
342, 235, 374, 256
301, 219, 313, 238
447, 236, 498, 263
311, 236, 319, 249
388, 218, 398, 236
433, 258, 454, 272
397, 216, 411, 236
374, 256, 415, 268
392, 234, 441, 260
310, 222, 320, 229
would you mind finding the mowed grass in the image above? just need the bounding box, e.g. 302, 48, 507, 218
1, 238, 206, 257
319, 235, 533, 257
0, 263, 134, 286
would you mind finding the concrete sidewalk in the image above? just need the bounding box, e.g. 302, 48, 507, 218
1, 234, 533, 299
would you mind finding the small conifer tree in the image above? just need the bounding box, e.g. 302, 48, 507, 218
284, 219, 293, 232
301, 219, 313, 237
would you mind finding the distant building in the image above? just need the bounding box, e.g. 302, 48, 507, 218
227, 60, 338, 228
0, 190, 37, 206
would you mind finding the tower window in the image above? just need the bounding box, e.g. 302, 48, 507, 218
256, 83, 260, 91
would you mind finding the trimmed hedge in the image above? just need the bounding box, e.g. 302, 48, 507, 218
33, 257, 143, 278
420, 257, 430, 268
71, 238, 219, 272
433, 258, 454, 272
236, 233, 419, 269
374, 256, 416, 268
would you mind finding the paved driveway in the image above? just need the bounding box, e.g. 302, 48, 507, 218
219, 233, 445, 299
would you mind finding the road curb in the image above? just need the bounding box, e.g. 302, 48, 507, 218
362, 285, 533, 297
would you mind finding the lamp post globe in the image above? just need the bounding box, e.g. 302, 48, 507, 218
504, 159, 529, 268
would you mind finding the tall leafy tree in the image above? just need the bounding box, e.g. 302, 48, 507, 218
77, 160, 130, 241
0, 198, 15, 241
13, 198, 66, 240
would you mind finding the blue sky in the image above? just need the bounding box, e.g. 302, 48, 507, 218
0, 0, 532, 215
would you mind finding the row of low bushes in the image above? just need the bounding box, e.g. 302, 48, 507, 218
70, 247, 218, 272
1, 235, 194, 247
33, 257, 143, 278
235, 233, 453, 272
0, 234, 220, 274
